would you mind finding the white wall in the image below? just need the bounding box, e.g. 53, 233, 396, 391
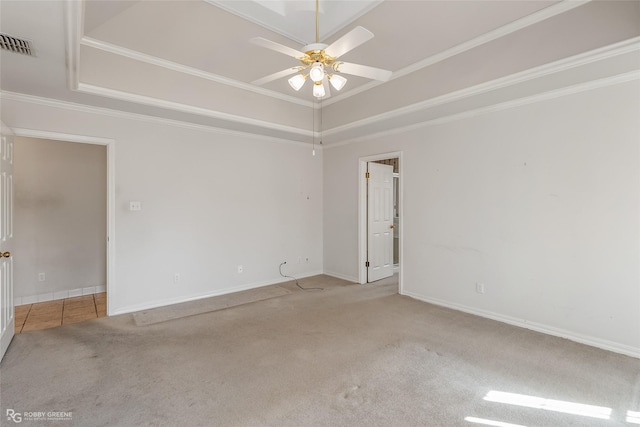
2, 80, 637, 356
1, 97, 323, 314
14, 137, 106, 300
324, 80, 640, 356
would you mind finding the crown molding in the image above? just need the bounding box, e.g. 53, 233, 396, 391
73, 0, 590, 109
0, 91, 317, 148
42, 0, 633, 149
326, 70, 640, 149
324, 37, 640, 139
322, 0, 591, 106
77, 82, 312, 138
80, 36, 314, 108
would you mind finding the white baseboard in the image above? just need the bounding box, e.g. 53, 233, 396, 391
323, 270, 359, 283
403, 291, 640, 359
111, 270, 325, 316
15, 285, 106, 306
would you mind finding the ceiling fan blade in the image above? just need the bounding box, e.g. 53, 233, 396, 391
324, 26, 374, 59
336, 62, 392, 81
250, 37, 307, 59
252, 67, 299, 86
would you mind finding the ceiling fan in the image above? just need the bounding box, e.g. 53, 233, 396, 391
250, 0, 392, 99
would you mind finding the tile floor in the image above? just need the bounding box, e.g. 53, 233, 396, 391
14, 293, 107, 334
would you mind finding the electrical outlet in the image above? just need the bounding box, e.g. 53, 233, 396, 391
38, 273, 46, 282
237, 265, 243, 274
476, 283, 485, 294
173, 273, 181, 283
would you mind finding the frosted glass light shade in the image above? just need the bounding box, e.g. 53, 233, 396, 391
313, 82, 325, 98
309, 62, 324, 83
329, 74, 347, 91
288, 74, 306, 91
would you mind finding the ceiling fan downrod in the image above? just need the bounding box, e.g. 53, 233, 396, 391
316, 0, 319, 44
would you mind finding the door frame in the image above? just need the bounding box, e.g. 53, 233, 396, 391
12, 128, 115, 315
358, 151, 403, 292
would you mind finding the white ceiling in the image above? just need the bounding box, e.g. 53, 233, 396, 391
1, 1, 639, 144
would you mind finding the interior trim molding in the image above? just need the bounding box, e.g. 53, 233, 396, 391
111, 270, 324, 316
81, 36, 314, 108
324, 37, 640, 139
0, 91, 315, 147
11, 126, 116, 317
74, 0, 589, 109
322, 271, 359, 284
14, 286, 106, 307
11, 128, 113, 145
403, 291, 640, 359
357, 151, 404, 288
322, 0, 592, 106
63, 0, 83, 91
77, 82, 312, 138
325, 70, 640, 149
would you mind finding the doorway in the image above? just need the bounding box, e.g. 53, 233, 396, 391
358, 152, 402, 292
11, 129, 114, 330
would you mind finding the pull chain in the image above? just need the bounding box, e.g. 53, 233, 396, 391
319, 97, 323, 148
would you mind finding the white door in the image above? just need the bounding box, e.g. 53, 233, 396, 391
0, 130, 14, 360
367, 162, 394, 282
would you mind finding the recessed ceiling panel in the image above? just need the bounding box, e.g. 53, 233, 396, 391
204, 0, 383, 45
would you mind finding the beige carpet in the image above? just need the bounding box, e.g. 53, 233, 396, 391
1, 275, 638, 426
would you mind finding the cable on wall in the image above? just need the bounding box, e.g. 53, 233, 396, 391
279, 262, 323, 291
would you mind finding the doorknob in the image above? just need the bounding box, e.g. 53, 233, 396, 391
1, 251, 10, 258
389, 225, 395, 229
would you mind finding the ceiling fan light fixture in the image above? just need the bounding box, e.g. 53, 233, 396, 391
288, 74, 306, 91
250, 0, 391, 101
329, 74, 347, 91
312, 81, 325, 98
309, 61, 324, 83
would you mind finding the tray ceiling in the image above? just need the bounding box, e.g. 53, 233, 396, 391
80, 0, 558, 100
1, 1, 638, 144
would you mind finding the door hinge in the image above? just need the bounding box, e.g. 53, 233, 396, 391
365, 172, 370, 179
365, 261, 370, 267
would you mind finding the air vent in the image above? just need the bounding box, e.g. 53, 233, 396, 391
0, 33, 34, 56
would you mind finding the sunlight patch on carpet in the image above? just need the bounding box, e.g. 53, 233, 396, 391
483, 391, 611, 420
464, 416, 526, 427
